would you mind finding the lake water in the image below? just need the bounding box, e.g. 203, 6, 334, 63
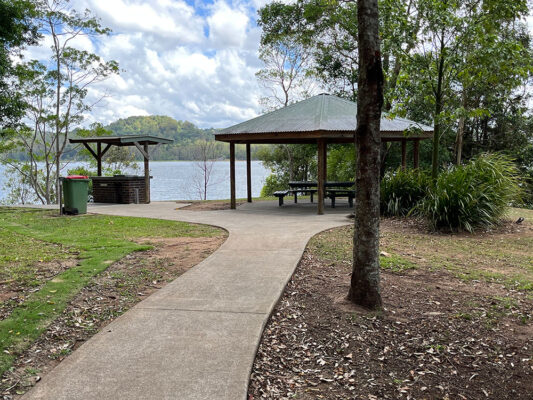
0, 160, 270, 204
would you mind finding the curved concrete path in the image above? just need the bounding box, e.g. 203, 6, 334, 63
24, 201, 351, 400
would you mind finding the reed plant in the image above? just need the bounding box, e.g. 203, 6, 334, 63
417, 154, 522, 232
380, 168, 430, 216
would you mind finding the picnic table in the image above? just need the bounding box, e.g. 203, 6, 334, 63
274, 181, 355, 207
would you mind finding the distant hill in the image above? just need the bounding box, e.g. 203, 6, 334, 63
102, 115, 263, 161
103, 115, 217, 160
106, 115, 214, 145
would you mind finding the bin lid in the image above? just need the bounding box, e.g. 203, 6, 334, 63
66, 175, 89, 179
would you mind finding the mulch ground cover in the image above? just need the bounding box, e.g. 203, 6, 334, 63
248, 220, 533, 400
1, 235, 225, 399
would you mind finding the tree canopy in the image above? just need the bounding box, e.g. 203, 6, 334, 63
257, 0, 533, 184
0, 0, 39, 131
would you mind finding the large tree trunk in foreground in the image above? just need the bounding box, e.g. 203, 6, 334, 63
348, 0, 383, 309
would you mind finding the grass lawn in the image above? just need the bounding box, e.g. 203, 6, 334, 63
309, 207, 533, 290
0, 207, 223, 377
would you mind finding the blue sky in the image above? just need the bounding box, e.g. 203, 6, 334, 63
25, 0, 273, 128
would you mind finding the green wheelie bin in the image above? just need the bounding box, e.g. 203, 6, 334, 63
62, 175, 89, 215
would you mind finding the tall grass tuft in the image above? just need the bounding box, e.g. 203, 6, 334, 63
380, 168, 430, 216
417, 154, 522, 232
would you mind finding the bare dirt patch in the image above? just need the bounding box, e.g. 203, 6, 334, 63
0, 234, 226, 398
176, 201, 244, 211
249, 223, 533, 400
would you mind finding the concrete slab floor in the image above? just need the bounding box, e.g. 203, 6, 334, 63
22, 201, 352, 400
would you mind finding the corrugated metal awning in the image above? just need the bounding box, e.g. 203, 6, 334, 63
216, 94, 432, 143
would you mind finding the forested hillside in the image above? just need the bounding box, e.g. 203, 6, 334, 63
105, 115, 246, 160
61, 115, 263, 161
107, 116, 212, 145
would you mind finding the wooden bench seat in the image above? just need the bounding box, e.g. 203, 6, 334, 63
326, 189, 355, 208
288, 188, 317, 203
273, 190, 289, 206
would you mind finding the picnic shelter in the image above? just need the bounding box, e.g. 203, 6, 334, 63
215, 93, 433, 214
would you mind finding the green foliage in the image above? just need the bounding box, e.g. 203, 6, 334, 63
0, 0, 39, 131
417, 154, 522, 232
0, 1, 119, 204
257, 144, 316, 194
107, 116, 211, 143
380, 168, 430, 216
258, 0, 533, 187
327, 145, 356, 181
260, 174, 288, 197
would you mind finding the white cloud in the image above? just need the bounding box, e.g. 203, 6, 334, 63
86, 0, 204, 43
208, 1, 250, 48
25, 0, 272, 128
164, 48, 218, 77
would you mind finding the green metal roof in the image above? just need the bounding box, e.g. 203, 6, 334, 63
69, 135, 173, 146
217, 94, 433, 138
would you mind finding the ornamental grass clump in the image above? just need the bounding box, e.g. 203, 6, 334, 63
417, 154, 522, 232
380, 168, 430, 216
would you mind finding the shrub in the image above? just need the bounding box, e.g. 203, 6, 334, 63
380, 168, 430, 216
260, 174, 288, 197
417, 154, 522, 232
67, 166, 94, 198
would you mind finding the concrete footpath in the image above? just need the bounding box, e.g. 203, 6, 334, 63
23, 201, 350, 400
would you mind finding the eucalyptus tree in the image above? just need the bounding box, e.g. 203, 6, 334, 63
0, 0, 118, 205
256, 39, 315, 110
39, 0, 119, 207
255, 29, 318, 186
0, 61, 57, 204
453, 11, 533, 164
350, 0, 384, 309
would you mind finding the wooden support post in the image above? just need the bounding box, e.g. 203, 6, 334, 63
317, 139, 325, 215
101, 143, 112, 158
401, 139, 407, 170
97, 142, 102, 176
144, 143, 150, 204
230, 142, 236, 209
413, 139, 420, 169
323, 141, 328, 182
246, 143, 252, 203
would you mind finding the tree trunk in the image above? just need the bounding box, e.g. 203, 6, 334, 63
455, 91, 467, 165
283, 145, 294, 180
51, 20, 62, 213
431, 33, 446, 180
348, 0, 383, 310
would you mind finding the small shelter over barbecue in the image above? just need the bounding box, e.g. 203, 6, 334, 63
69, 135, 172, 204
215, 93, 433, 214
